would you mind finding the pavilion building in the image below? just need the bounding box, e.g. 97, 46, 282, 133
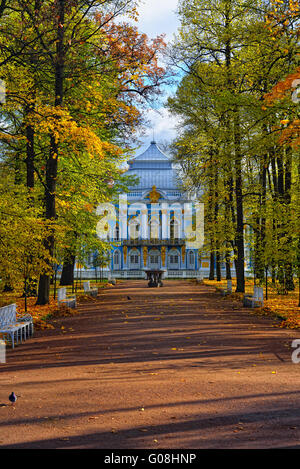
107, 141, 204, 279
73, 140, 252, 280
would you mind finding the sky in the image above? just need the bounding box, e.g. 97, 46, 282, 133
129, 0, 181, 155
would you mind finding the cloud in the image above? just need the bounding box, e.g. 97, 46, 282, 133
135, 107, 181, 154
121, 1, 181, 154
135, 0, 179, 42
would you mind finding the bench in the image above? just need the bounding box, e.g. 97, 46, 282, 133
0, 304, 33, 349
196, 275, 204, 285
57, 287, 77, 309
215, 280, 232, 296
83, 281, 98, 297
221, 280, 232, 296
243, 286, 264, 308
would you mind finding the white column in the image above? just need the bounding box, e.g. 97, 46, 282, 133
141, 208, 148, 239
161, 203, 168, 240
119, 194, 128, 241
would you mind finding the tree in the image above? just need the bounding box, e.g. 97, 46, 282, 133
168, 0, 298, 292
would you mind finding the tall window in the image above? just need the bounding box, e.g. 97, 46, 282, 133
188, 250, 195, 269
150, 218, 160, 239
113, 250, 120, 269
129, 219, 140, 240
150, 254, 159, 264
129, 249, 140, 268
148, 249, 160, 268
113, 224, 120, 241
170, 219, 180, 240
169, 254, 179, 264
168, 249, 180, 269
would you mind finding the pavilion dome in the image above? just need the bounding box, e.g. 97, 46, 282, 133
131, 141, 170, 162
126, 141, 181, 192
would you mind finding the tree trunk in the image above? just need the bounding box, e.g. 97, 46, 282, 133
26, 121, 35, 189
225, 245, 232, 280
254, 150, 267, 285
216, 248, 221, 281
60, 253, 76, 286
209, 250, 215, 280
233, 110, 245, 292
284, 146, 294, 290
37, 0, 65, 305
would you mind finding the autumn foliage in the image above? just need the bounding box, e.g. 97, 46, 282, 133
264, 1, 300, 148
0, 0, 167, 306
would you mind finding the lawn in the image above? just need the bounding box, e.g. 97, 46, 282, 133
204, 278, 300, 329
1, 277, 299, 334
0, 280, 108, 331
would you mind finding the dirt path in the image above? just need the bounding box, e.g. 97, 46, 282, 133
1, 280, 300, 449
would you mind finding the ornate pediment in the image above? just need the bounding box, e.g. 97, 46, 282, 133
148, 185, 161, 203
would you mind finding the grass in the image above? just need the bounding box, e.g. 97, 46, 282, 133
0, 279, 108, 331
204, 277, 300, 329
1, 277, 300, 334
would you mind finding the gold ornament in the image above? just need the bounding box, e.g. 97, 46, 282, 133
181, 245, 186, 262
143, 246, 148, 266
123, 246, 127, 263
149, 185, 161, 203
161, 246, 166, 266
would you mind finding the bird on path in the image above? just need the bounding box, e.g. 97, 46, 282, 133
9, 392, 17, 406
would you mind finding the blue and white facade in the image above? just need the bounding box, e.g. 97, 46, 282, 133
107, 141, 203, 279
73, 141, 252, 280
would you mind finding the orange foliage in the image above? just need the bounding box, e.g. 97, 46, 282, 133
264, 66, 300, 105
205, 279, 300, 329
264, 69, 300, 148
263, 0, 300, 148
95, 13, 166, 100
16, 297, 57, 331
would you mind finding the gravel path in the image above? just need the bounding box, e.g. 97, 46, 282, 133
1, 280, 300, 449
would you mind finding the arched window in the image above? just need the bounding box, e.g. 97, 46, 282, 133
148, 249, 161, 269
129, 218, 140, 240
129, 249, 140, 269
150, 218, 160, 240
168, 249, 180, 269
113, 250, 121, 270
188, 250, 195, 269
113, 224, 120, 241
170, 219, 180, 240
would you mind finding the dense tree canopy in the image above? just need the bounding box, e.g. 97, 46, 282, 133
0, 0, 167, 303
168, 0, 299, 293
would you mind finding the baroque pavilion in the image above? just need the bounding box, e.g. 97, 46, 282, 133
106, 140, 204, 279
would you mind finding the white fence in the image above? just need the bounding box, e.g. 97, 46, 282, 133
69, 269, 205, 280
100, 270, 203, 279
